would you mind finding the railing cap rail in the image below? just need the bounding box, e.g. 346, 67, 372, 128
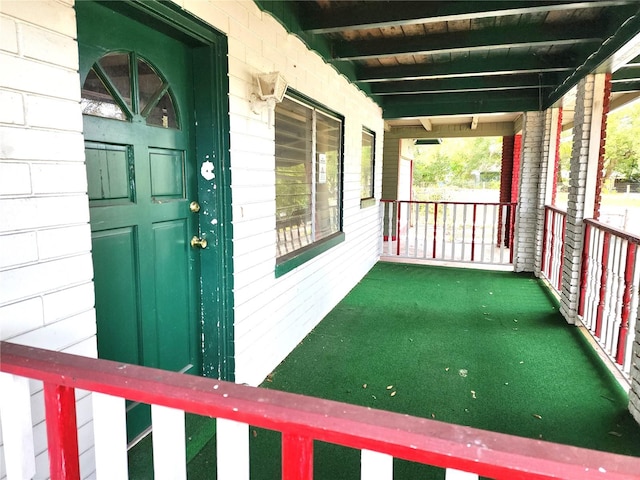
381, 199, 517, 207
584, 217, 640, 245
1, 341, 639, 480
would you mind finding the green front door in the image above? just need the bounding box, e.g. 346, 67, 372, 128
78, 2, 202, 441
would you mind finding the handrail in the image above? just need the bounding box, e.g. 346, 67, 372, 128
2, 341, 640, 479
584, 218, 640, 245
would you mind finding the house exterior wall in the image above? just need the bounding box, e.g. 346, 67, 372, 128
0, 0, 384, 477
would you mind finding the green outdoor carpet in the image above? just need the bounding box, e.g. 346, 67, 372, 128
131, 262, 640, 479
246, 262, 640, 480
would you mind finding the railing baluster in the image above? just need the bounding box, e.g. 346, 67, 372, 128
43, 382, 80, 480
282, 433, 313, 480
595, 232, 611, 338
578, 223, 592, 317
151, 404, 186, 480
396, 201, 402, 256
616, 242, 636, 365
0, 373, 36, 480
461, 204, 468, 261
558, 213, 566, 291
441, 203, 448, 259
361, 449, 393, 480
92, 392, 128, 480
446, 468, 479, 480
489, 204, 497, 264
413, 201, 420, 258
217, 418, 250, 480
542, 207, 550, 277
423, 202, 429, 258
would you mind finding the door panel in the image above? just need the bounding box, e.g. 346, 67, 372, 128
91, 228, 141, 366
78, 0, 201, 442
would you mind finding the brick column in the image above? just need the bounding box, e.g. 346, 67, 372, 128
513, 111, 546, 273
511, 134, 522, 204
559, 74, 607, 324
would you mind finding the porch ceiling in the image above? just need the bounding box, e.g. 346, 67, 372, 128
256, 0, 640, 135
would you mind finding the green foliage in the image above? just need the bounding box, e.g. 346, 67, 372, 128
412, 137, 502, 189
605, 101, 640, 182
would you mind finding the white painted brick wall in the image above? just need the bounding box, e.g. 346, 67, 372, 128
514, 111, 545, 273
0, 1, 95, 478
631, 311, 640, 423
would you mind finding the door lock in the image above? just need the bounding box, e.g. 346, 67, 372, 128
190, 236, 207, 249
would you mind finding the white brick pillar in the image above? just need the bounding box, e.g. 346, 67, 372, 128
513, 110, 545, 273
559, 74, 606, 324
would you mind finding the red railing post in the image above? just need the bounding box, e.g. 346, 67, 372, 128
471, 204, 477, 262
432, 203, 438, 259
43, 382, 80, 480
578, 223, 592, 317
509, 203, 516, 263
282, 433, 313, 480
595, 232, 611, 338
616, 243, 637, 365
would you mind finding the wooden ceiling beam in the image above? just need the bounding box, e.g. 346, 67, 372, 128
332, 23, 604, 61
301, 1, 635, 34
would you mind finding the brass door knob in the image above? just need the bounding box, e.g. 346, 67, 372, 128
190, 236, 207, 249
189, 201, 201, 213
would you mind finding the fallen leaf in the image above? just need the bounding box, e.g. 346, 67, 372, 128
445, 367, 450, 371
386, 385, 393, 390
431, 413, 436, 419
390, 391, 396, 397
372, 395, 377, 400
363, 384, 367, 389
608, 431, 622, 437
252, 430, 258, 438
471, 390, 476, 399
532, 414, 542, 420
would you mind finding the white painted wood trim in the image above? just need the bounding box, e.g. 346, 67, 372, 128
92, 392, 128, 480
151, 404, 186, 480
446, 468, 479, 480
361, 449, 393, 480
0, 373, 36, 480
216, 418, 249, 480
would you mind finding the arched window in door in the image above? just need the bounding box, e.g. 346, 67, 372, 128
81, 52, 179, 129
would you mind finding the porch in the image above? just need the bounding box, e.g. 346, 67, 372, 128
3, 262, 640, 480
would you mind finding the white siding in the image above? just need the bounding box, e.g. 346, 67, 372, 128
0, 1, 96, 479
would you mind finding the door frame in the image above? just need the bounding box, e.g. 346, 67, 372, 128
81, 0, 235, 380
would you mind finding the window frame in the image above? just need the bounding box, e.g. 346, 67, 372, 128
360, 127, 376, 208
274, 90, 345, 277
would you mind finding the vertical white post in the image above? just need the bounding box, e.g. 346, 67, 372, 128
0, 373, 36, 480
151, 405, 186, 480
217, 418, 250, 480
92, 392, 128, 480
361, 449, 393, 480
446, 468, 479, 480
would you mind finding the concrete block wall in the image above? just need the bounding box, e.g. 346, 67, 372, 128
514, 111, 545, 273
532, 109, 554, 276
0, 1, 97, 478
176, 0, 385, 386
559, 75, 596, 324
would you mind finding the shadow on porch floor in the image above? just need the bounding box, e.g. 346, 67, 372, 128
132, 262, 640, 479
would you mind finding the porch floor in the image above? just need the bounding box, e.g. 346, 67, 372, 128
133, 262, 640, 479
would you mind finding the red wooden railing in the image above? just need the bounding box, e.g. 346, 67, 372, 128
541, 206, 567, 294
2, 341, 640, 479
381, 200, 516, 265
578, 219, 640, 376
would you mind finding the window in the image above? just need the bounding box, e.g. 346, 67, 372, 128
81, 52, 178, 129
275, 95, 343, 266
361, 128, 375, 206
